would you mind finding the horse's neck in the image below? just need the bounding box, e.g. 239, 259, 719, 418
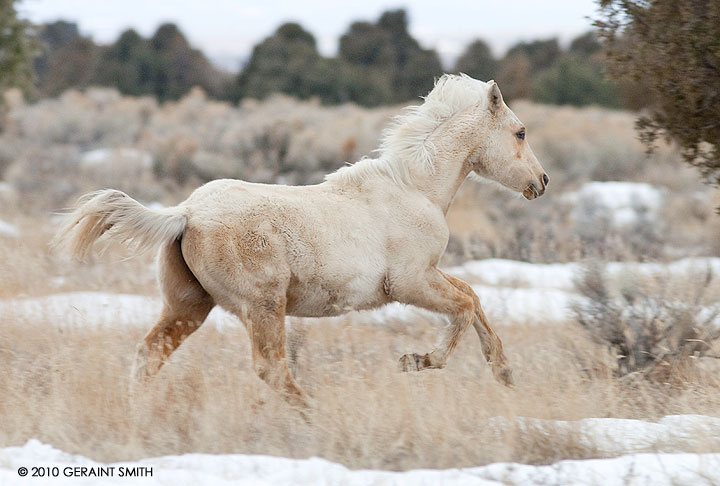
329, 124, 474, 214
407, 132, 474, 215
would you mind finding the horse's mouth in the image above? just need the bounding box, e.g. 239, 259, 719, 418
522, 184, 540, 200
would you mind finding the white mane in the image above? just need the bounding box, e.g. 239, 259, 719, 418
326, 74, 493, 186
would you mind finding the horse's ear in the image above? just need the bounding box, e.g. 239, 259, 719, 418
488, 81, 503, 114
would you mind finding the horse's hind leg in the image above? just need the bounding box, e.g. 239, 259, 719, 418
131, 240, 214, 382
235, 297, 310, 410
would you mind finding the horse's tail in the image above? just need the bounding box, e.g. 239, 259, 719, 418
52, 189, 187, 261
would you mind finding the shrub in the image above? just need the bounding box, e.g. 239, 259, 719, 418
573, 262, 720, 381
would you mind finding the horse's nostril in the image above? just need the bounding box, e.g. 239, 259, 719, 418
542, 173, 549, 187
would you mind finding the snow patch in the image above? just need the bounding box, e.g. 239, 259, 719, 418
489, 414, 720, 456
1, 431, 720, 486
564, 181, 664, 226
80, 148, 153, 169
448, 257, 720, 291
447, 259, 580, 291
0, 287, 577, 330
0, 220, 20, 238
3, 257, 718, 329
0, 292, 240, 331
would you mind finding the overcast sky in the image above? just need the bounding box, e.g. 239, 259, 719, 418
18, 0, 601, 71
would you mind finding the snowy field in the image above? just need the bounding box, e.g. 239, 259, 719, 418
2, 255, 720, 484
3, 256, 718, 329
2, 414, 720, 486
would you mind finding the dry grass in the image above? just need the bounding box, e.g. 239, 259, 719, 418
2, 306, 720, 470
0, 224, 157, 299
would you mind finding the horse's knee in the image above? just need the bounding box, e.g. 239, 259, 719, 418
454, 299, 476, 329
253, 361, 270, 382
252, 354, 285, 383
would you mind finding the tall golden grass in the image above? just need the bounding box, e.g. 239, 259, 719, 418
1, 229, 719, 469
3, 312, 720, 470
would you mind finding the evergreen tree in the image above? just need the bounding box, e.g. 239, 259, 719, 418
596, 0, 720, 185
531, 31, 619, 107
454, 39, 497, 82
148, 23, 224, 101
531, 53, 619, 107
505, 38, 561, 74
569, 31, 602, 57
494, 52, 532, 101
93, 29, 154, 96
34, 20, 79, 86
41, 36, 99, 96
338, 9, 442, 104
0, 0, 36, 95
85, 23, 228, 101
235, 23, 329, 101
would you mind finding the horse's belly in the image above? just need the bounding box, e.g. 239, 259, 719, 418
285, 272, 389, 318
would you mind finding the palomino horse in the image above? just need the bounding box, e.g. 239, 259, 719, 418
54, 74, 548, 409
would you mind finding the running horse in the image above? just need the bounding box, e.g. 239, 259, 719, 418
53, 74, 548, 409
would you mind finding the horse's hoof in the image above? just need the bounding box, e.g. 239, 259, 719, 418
398, 353, 417, 372
401, 352, 433, 372
493, 365, 515, 387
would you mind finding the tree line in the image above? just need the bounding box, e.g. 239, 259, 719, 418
25, 9, 639, 109
2, 2, 717, 191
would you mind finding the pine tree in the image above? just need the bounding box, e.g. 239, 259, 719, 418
0, 0, 36, 95
596, 0, 720, 185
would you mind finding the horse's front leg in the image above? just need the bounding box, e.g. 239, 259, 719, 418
395, 268, 513, 386
439, 270, 513, 386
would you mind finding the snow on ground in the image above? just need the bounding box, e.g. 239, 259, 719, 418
0, 287, 576, 329
563, 181, 665, 226
0, 292, 240, 331
0, 219, 20, 238
447, 259, 580, 291
3, 257, 719, 329
2, 418, 720, 486
488, 414, 720, 456
447, 257, 720, 291
358, 284, 576, 326
80, 148, 153, 169
0, 181, 18, 206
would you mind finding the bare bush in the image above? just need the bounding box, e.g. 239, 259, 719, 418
1, 87, 718, 263
573, 263, 720, 381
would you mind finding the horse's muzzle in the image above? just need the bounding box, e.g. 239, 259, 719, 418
522, 173, 549, 200
523, 183, 542, 200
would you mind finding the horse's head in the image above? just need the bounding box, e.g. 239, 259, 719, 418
468, 81, 548, 200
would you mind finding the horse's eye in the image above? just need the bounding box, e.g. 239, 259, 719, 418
516, 131, 525, 140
